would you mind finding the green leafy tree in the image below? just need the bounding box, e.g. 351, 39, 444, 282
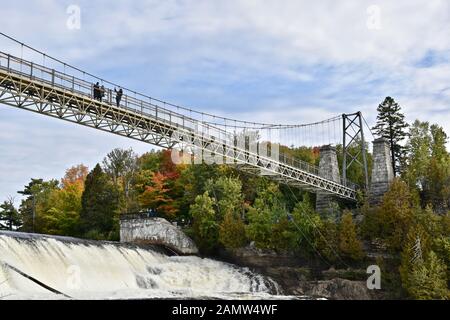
287, 196, 323, 253
190, 191, 218, 251
404, 120, 432, 188
103, 148, 139, 213
404, 121, 450, 211
372, 97, 409, 176
175, 163, 221, 219
80, 164, 119, 239
204, 176, 243, 219
246, 183, 289, 249
339, 211, 364, 261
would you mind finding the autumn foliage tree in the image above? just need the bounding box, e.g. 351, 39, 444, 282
139, 171, 178, 220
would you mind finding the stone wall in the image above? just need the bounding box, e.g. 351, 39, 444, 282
119, 217, 199, 255
316, 145, 341, 215
369, 138, 394, 206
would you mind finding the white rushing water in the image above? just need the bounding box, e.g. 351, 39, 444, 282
0, 232, 286, 300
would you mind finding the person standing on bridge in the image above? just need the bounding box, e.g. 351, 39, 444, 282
114, 88, 123, 107
93, 82, 100, 100
99, 85, 105, 102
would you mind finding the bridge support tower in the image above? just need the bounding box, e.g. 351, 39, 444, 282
316, 145, 341, 216
369, 138, 394, 206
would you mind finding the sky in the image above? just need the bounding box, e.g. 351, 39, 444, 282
0, 0, 449, 205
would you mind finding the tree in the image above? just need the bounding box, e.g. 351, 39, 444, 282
80, 164, 119, 239
103, 148, 139, 213
204, 176, 243, 219
190, 191, 218, 251
41, 180, 84, 236
377, 179, 415, 251
218, 211, 247, 249
372, 97, 409, 176
17, 178, 59, 233
176, 163, 221, 218
287, 196, 323, 254
246, 183, 289, 249
316, 218, 339, 263
0, 197, 22, 230
339, 211, 364, 261
61, 164, 88, 189
404, 121, 450, 212
138, 171, 178, 220
399, 225, 431, 292
407, 251, 448, 300
424, 125, 450, 213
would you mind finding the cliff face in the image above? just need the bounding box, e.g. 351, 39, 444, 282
120, 217, 199, 255
217, 245, 378, 300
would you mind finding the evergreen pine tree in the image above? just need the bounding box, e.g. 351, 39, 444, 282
408, 251, 448, 300
372, 97, 409, 176
80, 164, 119, 239
339, 211, 364, 261
219, 210, 247, 249
0, 198, 22, 230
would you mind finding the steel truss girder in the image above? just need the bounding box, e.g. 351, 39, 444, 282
0, 68, 357, 201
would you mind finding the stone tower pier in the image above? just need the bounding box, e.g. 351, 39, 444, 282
369, 138, 395, 206
316, 145, 341, 215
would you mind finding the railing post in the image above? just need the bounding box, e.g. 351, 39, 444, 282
30, 62, 33, 79
156, 106, 158, 119
7, 54, 10, 71
51, 69, 55, 85
72, 76, 75, 91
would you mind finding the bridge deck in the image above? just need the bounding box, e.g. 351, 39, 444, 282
0, 52, 357, 200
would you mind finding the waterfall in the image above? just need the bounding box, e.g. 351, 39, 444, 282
0, 232, 282, 300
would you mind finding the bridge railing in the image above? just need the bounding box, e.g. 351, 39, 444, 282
0, 51, 358, 191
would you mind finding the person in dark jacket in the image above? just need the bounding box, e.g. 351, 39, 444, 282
93, 82, 100, 100
99, 85, 105, 102
114, 87, 123, 107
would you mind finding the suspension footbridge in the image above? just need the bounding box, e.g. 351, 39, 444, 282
0, 33, 370, 201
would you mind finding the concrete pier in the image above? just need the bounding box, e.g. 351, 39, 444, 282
316, 145, 341, 216
369, 138, 394, 206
